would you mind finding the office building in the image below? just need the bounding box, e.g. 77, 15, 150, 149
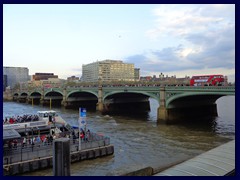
82, 60, 135, 82
3, 75, 7, 91
32, 73, 58, 81
134, 68, 140, 81
3, 67, 29, 89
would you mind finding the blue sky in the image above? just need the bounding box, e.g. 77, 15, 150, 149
3, 4, 235, 82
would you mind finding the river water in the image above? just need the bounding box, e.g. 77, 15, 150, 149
3, 96, 235, 176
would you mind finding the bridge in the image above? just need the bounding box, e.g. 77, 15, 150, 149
11, 86, 235, 123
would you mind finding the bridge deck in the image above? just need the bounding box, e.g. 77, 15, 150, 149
154, 140, 235, 176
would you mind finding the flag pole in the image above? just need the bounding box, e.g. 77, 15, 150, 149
78, 108, 81, 151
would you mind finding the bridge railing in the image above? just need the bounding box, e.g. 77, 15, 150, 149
12, 85, 235, 97
165, 86, 235, 90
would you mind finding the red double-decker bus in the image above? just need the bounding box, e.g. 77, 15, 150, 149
190, 74, 224, 86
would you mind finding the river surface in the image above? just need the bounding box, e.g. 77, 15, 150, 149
3, 96, 235, 176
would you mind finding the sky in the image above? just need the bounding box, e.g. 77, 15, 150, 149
3, 4, 235, 82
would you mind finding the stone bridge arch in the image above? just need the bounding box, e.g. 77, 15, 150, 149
29, 91, 42, 96
67, 90, 98, 99
13, 93, 19, 101
41, 90, 63, 106
103, 91, 159, 113
103, 91, 159, 102
44, 90, 64, 97
166, 92, 228, 109
28, 91, 42, 104
63, 90, 98, 109
18, 92, 28, 103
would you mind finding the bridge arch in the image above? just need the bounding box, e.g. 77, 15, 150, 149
44, 90, 63, 96
103, 91, 159, 102
102, 91, 157, 113
13, 93, 19, 101
29, 91, 42, 96
65, 90, 98, 109
29, 92, 42, 98
67, 90, 98, 99
13, 93, 19, 97
20, 92, 28, 97
166, 92, 231, 108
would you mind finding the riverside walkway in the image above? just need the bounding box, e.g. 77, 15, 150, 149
154, 140, 235, 176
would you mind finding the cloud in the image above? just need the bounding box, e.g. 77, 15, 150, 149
126, 4, 235, 77
147, 4, 234, 40
126, 47, 198, 73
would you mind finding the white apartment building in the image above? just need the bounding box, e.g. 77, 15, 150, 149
82, 60, 135, 82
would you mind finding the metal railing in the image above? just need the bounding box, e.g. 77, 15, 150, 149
3, 133, 110, 165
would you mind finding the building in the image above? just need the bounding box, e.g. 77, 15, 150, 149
140, 74, 191, 85
224, 76, 228, 86
3, 67, 29, 89
20, 77, 65, 90
3, 75, 7, 91
82, 60, 135, 82
134, 68, 140, 81
67, 76, 80, 82
32, 73, 58, 81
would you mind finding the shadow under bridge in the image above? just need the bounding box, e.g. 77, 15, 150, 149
65, 92, 98, 109
166, 94, 225, 122
103, 92, 151, 113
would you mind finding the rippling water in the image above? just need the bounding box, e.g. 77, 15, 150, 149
3, 96, 235, 176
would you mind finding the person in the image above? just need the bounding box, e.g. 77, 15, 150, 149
85, 132, 89, 142
87, 129, 91, 140
49, 115, 52, 123
22, 137, 26, 147
30, 137, 35, 145
36, 136, 41, 146
72, 131, 76, 144
13, 139, 18, 148
49, 135, 53, 144
80, 132, 84, 142
43, 136, 47, 145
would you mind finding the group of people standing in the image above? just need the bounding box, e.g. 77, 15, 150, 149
72, 128, 91, 143
3, 114, 39, 124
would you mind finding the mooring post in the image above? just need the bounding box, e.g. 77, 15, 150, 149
53, 138, 71, 176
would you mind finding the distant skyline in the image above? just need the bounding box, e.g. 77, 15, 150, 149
3, 4, 235, 82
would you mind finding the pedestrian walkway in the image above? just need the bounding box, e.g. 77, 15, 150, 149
154, 140, 235, 176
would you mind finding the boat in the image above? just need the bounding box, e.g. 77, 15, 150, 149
3, 110, 72, 140
3, 110, 114, 176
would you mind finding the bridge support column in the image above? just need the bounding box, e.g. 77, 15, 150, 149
96, 76, 106, 112
61, 88, 67, 107
96, 87, 106, 112
96, 102, 105, 112
157, 106, 169, 122
40, 88, 44, 106
3, 88, 13, 101
27, 97, 31, 104
157, 87, 169, 123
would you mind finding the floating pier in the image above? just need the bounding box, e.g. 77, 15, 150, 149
3, 144, 114, 176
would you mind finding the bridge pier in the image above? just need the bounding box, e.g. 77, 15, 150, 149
96, 78, 106, 112
157, 87, 220, 124
96, 102, 105, 112
157, 106, 169, 122
158, 104, 218, 124
61, 100, 67, 107
157, 87, 169, 123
